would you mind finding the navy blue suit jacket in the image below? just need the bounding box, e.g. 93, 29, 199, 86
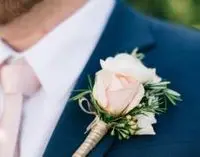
43, 1, 200, 157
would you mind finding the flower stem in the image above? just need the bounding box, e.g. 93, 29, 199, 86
72, 121, 109, 157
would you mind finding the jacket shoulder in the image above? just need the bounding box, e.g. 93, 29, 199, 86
147, 16, 200, 52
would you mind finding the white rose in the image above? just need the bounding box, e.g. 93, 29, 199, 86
135, 112, 157, 135
100, 53, 161, 84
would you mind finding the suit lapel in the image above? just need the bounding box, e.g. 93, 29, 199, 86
44, 1, 155, 157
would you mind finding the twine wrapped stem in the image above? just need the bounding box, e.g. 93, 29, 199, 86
72, 120, 109, 157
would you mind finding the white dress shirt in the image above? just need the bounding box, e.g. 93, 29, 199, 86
0, 0, 115, 156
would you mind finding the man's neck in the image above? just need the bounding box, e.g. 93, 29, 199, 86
0, 0, 87, 52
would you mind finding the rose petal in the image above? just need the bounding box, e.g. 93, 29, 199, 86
152, 69, 162, 83
135, 113, 157, 135
124, 84, 145, 114
136, 125, 156, 135
93, 70, 113, 108
109, 74, 124, 91
101, 53, 161, 83
106, 88, 137, 115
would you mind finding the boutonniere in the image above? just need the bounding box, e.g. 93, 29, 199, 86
71, 48, 181, 157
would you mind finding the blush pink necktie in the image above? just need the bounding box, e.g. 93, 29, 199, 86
0, 58, 40, 157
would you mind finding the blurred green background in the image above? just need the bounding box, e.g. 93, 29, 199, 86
127, 0, 200, 28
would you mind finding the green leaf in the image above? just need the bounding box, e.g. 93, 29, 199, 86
158, 81, 171, 85
136, 53, 145, 60
118, 133, 123, 140
70, 90, 91, 101
73, 89, 89, 92
165, 93, 177, 105
120, 129, 130, 135
148, 86, 167, 90
116, 123, 126, 128
119, 131, 128, 139
165, 89, 181, 97
88, 75, 93, 90
111, 129, 115, 136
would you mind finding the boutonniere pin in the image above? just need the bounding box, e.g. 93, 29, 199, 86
72, 48, 181, 157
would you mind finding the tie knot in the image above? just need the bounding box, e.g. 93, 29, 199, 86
0, 59, 41, 96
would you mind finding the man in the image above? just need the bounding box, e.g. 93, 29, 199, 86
0, 0, 199, 157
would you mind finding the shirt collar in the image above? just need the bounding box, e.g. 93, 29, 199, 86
0, 0, 115, 98
0, 41, 14, 63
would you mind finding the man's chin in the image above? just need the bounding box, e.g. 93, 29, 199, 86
0, 11, 19, 25
0, 0, 43, 24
